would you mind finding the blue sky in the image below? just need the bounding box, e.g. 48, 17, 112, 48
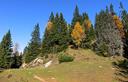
0, 0, 128, 52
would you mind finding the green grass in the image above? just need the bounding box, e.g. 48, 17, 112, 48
0, 49, 119, 82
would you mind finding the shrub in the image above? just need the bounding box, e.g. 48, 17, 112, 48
93, 42, 108, 57
58, 53, 74, 63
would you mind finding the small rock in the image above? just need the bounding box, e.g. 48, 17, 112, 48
44, 60, 52, 68
51, 77, 55, 80
112, 67, 115, 70
99, 66, 102, 68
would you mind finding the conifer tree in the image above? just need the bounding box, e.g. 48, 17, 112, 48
49, 12, 54, 22
120, 2, 128, 58
0, 30, 13, 68
71, 5, 82, 27
23, 46, 28, 62
80, 13, 95, 49
11, 43, 22, 68
70, 5, 82, 46
106, 6, 109, 13
24, 24, 41, 63
42, 13, 69, 54
113, 15, 124, 38
82, 12, 89, 23
41, 13, 55, 54
95, 9, 123, 56
110, 3, 115, 15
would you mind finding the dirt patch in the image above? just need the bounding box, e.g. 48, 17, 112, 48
7, 74, 13, 79
34, 75, 57, 82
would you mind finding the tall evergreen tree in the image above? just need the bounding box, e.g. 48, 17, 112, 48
69, 5, 82, 46
23, 46, 28, 62
0, 30, 13, 68
24, 24, 41, 63
95, 10, 123, 56
110, 3, 115, 15
106, 6, 109, 13
11, 43, 22, 68
80, 12, 95, 49
120, 2, 128, 58
49, 12, 54, 22
82, 12, 89, 23
42, 13, 69, 55
71, 5, 82, 27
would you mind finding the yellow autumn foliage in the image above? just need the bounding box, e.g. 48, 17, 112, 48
86, 19, 91, 29
113, 15, 123, 29
46, 21, 53, 31
82, 19, 91, 31
71, 22, 84, 46
113, 15, 124, 38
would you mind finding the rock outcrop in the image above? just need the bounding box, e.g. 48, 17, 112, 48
21, 57, 44, 68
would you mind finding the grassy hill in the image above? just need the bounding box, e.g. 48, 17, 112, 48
0, 49, 122, 82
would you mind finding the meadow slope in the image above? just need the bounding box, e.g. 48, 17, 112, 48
0, 49, 120, 82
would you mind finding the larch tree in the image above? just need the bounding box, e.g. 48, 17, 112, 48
71, 22, 84, 47
80, 13, 95, 49
113, 15, 124, 38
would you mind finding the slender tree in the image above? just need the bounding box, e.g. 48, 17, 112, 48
71, 5, 82, 27
11, 43, 22, 68
71, 22, 84, 47
110, 3, 115, 15
120, 2, 128, 58
42, 13, 69, 55
80, 13, 95, 49
0, 30, 13, 68
24, 24, 41, 63
49, 12, 54, 22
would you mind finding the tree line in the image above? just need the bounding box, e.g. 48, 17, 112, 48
0, 2, 128, 69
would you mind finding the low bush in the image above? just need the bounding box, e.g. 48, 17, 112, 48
58, 53, 74, 63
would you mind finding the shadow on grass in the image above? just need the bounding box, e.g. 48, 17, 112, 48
0, 68, 4, 73
112, 59, 128, 82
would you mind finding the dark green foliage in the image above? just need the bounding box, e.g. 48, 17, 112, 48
94, 42, 108, 57
88, 26, 95, 41
24, 24, 41, 63
23, 46, 29, 63
0, 30, 13, 69
71, 5, 82, 27
120, 2, 128, 58
49, 12, 54, 22
110, 3, 115, 15
11, 52, 22, 68
82, 12, 89, 24
106, 6, 109, 13
11, 43, 22, 68
113, 59, 128, 82
42, 13, 69, 55
95, 9, 123, 56
80, 13, 95, 49
70, 5, 83, 46
81, 25, 95, 49
58, 53, 74, 63
22, 46, 27, 61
